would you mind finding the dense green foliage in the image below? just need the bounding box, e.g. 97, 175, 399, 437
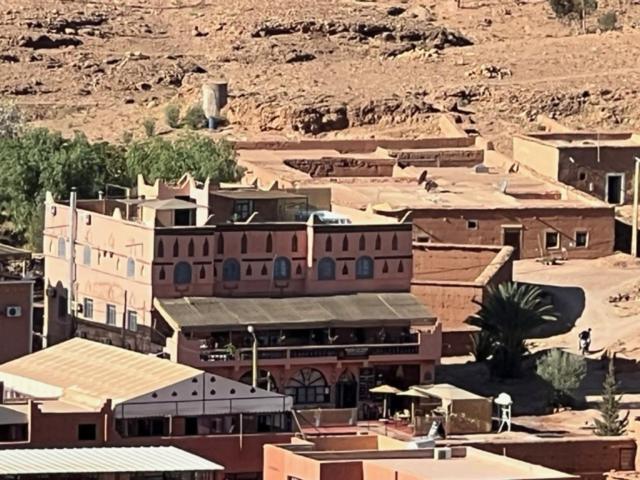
184, 104, 207, 130
0, 127, 240, 249
594, 358, 629, 436
466, 282, 557, 378
536, 349, 586, 407
142, 118, 156, 138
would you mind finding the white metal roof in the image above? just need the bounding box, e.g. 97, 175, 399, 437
0, 446, 223, 475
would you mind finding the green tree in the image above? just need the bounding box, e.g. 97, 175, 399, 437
598, 10, 618, 31
594, 358, 629, 436
0, 129, 127, 249
125, 133, 241, 184
537, 349, 586, 407
466, 282, 557, 378
470, 330, 494, 363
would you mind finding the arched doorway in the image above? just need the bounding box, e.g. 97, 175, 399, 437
285, 368, 330, 405
335, 370, 358, 409
239, 369, 278, 392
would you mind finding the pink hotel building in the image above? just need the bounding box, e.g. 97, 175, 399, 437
43, 175, 440, 415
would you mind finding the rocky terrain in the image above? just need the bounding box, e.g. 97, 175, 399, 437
2, 0, 640, 151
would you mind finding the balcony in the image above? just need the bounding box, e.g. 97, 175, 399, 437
196, 342, 420, 365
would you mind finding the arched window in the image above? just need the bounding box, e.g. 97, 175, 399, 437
217, 234, 224, 254
203, 239, 210, 256
127, 257, 135, 278
375, 234, 381, 250
325, 236, 332, 252
266, 233, 273, 253
285, 368, 329, 405
342, 264, 349, 275
261, 264, 268, 276
398, 260, 404, 273
222, 258, 241, 282
359, 235, 366, 251
246, 264, 253, 276
273, 257, 291, 280
57, 238, 66, 258
382, 261, 389, 274
342, 235, 349, 251
392, 233, 398, 251
174, 262, 192, 285
173, 239, 179, 257
199, 266, 206, 279
83, 245, 91, 266
291, 234, 298, 252
295, 264, 302, 275
318, 257, 336, 281
241, 234, 248, 254
188, 239, 195, 257
159, 267, 166, 280
356, 256, 374, 279
157, 240, 164, 258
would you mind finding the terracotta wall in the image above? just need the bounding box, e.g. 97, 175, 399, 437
409, 207, 614, 259
469, 438, 636, 480
512, 136, 561, 180
413, 247, 497, 282
0, 281, 33, 364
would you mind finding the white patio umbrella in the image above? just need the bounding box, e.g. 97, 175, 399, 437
369, 384, 401, 418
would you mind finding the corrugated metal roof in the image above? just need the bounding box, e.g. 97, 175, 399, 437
156, 293, 435, 329
0, 338, 201, 405
0, 446, 223, 475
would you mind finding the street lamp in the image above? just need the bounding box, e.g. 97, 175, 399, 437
247, 325, 257, 388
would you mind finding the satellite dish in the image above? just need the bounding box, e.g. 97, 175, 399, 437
495, 392, 512, 406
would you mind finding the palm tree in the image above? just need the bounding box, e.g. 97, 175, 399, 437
466, 282, 557, 378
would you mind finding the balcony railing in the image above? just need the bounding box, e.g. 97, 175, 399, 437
198, 342, 420, 364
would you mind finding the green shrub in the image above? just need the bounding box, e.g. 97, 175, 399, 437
595, 358, 629, 436
164, 104, 181, 129
184, 105, 206, 130
598, 10, 618, 31
537, 349, 586, 407
121, 130, 133, 145
142, 118, 156, 138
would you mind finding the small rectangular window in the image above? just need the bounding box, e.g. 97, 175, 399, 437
78, 424, 96, 441
106, 304, 117, 326
83, 298, 94, 319
127, 310, 138, 332
575, 231, 588, 248
467, 220, 478, 230
545, 231, 559, 250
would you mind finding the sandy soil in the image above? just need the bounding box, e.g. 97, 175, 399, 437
2, 0, 640, 151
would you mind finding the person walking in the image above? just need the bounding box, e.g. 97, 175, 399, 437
578, 328, 592, 355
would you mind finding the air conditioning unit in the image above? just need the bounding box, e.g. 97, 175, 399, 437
5, 306, 22, 317
434, 447, 452, 460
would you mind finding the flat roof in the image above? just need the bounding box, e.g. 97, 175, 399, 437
366, 448, 576, 480
156, 293, 435, 329
0, 446, 223, 475
0, 243, 31, 261
518, 132, 640, 148
413, 383, 487, 401
141, 198, 199, 210
212, 189, 307, 200
0, 338, 200, 405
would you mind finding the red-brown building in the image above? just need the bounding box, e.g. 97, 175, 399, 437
0, 338, 293, 480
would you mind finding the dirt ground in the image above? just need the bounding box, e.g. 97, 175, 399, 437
2, 0, 640, 152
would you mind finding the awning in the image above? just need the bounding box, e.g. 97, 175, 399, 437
0, 404, 28, 425
0, 446, 223, 475
156, 293, 436, 330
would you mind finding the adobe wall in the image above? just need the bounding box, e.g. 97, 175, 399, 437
284, 158, 395, 178
0, 281, 32, 364
467, 437, 636, 480
413, 246, 498, 282
557, 146, 640, 205
235, 137, 476, 153
512, 136, 561, 180
408, 207, 614, 259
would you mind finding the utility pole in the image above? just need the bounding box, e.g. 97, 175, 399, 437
631, 158, 640, 257
247, 325, 257, 388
